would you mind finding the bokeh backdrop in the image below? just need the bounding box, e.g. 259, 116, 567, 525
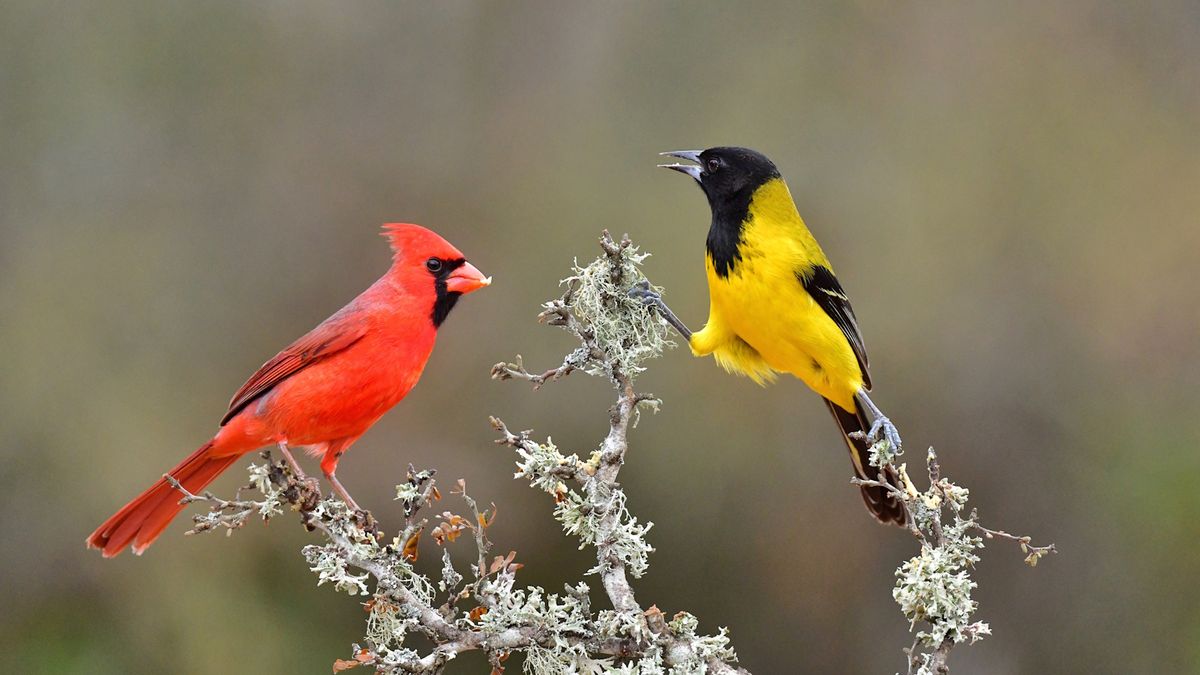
2, 2, 1198, 673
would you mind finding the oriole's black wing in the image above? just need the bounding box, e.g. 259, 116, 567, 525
798, 265, 872, 389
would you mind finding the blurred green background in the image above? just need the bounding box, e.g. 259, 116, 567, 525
2, 2, 1197, 673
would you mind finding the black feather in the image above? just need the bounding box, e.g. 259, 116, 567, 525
697, 147, 780, 278
799, 265, 872, 389
431, 258, 467, 328
825, 398, 907, 526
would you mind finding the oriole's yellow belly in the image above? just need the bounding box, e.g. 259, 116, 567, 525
705, 258, 863, 411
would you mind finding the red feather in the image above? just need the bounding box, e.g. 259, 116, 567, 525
222, 307, 369, 425
87, 224, 489, 557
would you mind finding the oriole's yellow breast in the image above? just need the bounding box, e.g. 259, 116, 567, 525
694, 179, 864, 411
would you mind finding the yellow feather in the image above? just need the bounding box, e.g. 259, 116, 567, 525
689, 178, 863, 411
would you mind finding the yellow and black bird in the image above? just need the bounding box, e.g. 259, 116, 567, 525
632, 146, 906, 525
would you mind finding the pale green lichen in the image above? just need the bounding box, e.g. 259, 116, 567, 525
477, 576, 596, 672
394, 482, 421, 502
513, 435, 655, 579
512, 436, 584, 493
893, 525, 985, 646
438, 548, 462, 592
571, 479, 654, 579
362, 593, 423, 668
867, 438, 901, 471
301, 500, 383, 596
890, 448, 1003, 669
246, 462, 284, 518
304, 540, 372, 596
666, 612, 738, 673
555, 241, 673, 381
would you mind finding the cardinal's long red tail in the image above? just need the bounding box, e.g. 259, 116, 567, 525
87, 441, 242, 557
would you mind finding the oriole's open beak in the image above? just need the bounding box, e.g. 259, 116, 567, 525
658, 150, 703, 183
446, 262, 492, 294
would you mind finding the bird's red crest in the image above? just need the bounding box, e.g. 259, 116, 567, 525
381, 223, 466, 263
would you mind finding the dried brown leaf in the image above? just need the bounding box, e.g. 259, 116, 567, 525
402, 529, 421, 561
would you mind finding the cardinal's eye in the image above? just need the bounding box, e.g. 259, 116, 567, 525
706, 158, 720, 173
425, 258, 443, 273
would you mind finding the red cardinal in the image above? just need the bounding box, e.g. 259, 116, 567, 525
87, 223, 491, 557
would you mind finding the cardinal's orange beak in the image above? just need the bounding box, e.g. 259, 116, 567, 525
446, 262, 492, 294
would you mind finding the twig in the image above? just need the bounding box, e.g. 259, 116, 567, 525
490, 354, 574, 389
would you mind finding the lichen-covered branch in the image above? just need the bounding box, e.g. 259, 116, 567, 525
490, 231, 745, 673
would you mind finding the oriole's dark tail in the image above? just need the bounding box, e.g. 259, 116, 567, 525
824, 398, 907, 526
86, 440, 241, 557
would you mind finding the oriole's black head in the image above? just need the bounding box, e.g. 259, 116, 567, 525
659, 146, 782, 277
660, 146, 780, 216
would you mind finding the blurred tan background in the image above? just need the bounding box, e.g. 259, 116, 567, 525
2, 2, 1198, 673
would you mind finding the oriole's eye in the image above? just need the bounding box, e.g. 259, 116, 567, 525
706, 158, 720, 173
425, 258, 443, 273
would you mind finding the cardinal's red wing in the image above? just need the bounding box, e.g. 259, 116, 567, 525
221, 308, 369, 425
